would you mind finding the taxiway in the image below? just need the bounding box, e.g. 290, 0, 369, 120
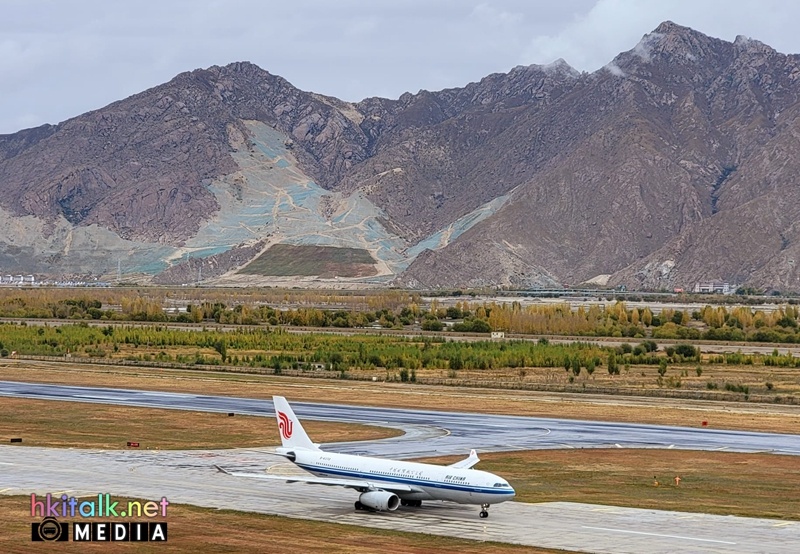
1, 380, 799, 552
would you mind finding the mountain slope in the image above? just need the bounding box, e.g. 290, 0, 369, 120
398, 22, 800, 290
2, 22, 800, 290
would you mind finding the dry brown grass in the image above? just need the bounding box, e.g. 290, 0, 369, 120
425, 449, 800, 521
0, 397, 399, 450
0, 496, 561, 554
2, 364, 798, 549
337, 359, 800, 398
2, 360, 799, 434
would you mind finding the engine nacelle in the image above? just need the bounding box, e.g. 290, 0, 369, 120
359, 490, 400, 511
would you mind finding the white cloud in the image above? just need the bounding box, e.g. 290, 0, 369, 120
520, 0, 800, 72
604, 62, 625, 77
470, 3, 524, 27
1, 0, 799, 134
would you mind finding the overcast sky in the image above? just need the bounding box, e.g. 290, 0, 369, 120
2, 0, 798, 134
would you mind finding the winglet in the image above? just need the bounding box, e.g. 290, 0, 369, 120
273, 396, 320, 451
448, 449, 480, 469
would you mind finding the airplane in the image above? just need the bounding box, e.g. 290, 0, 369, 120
216, 396, 515, 518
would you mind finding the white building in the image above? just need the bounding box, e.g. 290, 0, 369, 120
693, 282, 732, 295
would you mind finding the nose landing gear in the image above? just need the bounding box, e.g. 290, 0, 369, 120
479, 504, 490, 518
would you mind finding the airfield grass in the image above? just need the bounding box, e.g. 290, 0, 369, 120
426, 449, 800, 521
2, 368, 799, 551
0, 496, 562, 554
2, 377, 799, 522
0, 397, 399, 450
2, 361, 800, 434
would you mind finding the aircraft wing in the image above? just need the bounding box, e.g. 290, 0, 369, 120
448, 449, 480, 469
215, 466, 417, 493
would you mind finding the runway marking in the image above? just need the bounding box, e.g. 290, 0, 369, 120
558, 443, 575, 449
614, 444, 622, 448
581, 526, 736, 545
667, 444, 675, 449
0, 488, 11, 493
772, 522, 795, 527
0, 462, 14, 465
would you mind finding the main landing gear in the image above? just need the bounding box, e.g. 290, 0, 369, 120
479, 504, 490, 518
354, 501, 364, 510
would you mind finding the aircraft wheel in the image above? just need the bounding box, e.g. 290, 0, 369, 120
479, 511, 488, 518
355, 501, 363, 510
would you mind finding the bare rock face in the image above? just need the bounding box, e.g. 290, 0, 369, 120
340, 60, 583, 241
395, 243, 560, 290
398, 22, 800, 291
152, 240, 268, 285
0, 62, 369, 244
3, 22, 800, 290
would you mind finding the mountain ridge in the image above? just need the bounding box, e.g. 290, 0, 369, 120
2, 21, 800, 290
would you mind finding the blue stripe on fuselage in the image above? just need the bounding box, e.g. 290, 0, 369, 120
295, 463, 515, 496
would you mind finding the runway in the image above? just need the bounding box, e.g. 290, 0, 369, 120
2, 380, 799, 552
2, 380, 799, 457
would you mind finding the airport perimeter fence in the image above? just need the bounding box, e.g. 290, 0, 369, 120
10, 354, 798, 406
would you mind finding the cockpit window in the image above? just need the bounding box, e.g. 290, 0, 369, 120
493, 482, 511, 488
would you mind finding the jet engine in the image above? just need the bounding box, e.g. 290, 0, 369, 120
358, 490, 400, 511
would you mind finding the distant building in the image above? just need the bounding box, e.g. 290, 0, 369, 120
490, 331, 505, 340
693, 282, 732, 295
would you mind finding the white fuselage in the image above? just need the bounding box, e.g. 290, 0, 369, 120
290, 449, 515, 505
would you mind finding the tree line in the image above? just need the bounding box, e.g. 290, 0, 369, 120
3, 289, 800, 343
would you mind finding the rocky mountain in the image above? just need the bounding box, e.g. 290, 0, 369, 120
397, 21, 800, 291
2, 21, 800, 290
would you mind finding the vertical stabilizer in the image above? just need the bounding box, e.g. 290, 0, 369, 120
273, 396, 319, 451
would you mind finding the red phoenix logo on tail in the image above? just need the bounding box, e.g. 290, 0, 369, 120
277, 411, 293, 439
